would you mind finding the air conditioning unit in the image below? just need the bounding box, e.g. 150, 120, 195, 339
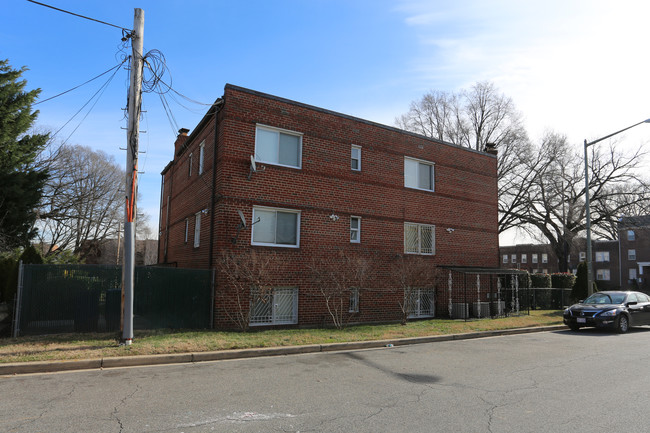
491, 300, 506, 316
472, 302, 490, 318
451, 303, 469, 319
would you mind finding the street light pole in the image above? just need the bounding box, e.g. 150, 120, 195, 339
584, 119, 650, 296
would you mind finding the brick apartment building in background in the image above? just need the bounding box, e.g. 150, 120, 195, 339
500, 216, 650, 292
158, 84, 499, 328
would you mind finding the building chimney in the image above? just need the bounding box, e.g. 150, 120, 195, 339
484, 142, 498, 156
174, 128, 190, 157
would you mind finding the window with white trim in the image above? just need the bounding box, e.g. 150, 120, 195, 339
198, 141, 205, 175
193, 212, 201, 248
184, 218, 189, 244
629, 249, 637, 260
188, 153, 193, 177
596, 269, 610, 281
542, 253, 548, 264
404, 223, 435, 255
511, 254, 517, 263
503, 254, 508, 264
521, 254, 527, 264
252, 207, 300, 247
250, 287, 298, 326
579, 251, 586, 262
351, 145, 361, 171
628, 230, 635, 241
350, 216, 361, 243
629, 268, 637, 280
349, 288, 359, 313
595, 251, 610, 262
532, 254, 538, 264
255, 125, 302, 169
407, 289, 435, 318
404, 157, 434, 191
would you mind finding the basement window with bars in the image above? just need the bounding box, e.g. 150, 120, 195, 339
406, 288, 435, 318
404, 222, 435, 255
349, 288, 360, 313
249, 287, 298, 326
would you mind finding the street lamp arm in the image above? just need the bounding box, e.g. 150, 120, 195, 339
585, 119, 650, 148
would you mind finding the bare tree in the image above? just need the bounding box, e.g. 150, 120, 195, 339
309, 249, 371, 329
35, 144, 151, 258
513, 132, 650, 271
390, 255, 436, 325
396, 81, 531, 234
217, 249, 284, 331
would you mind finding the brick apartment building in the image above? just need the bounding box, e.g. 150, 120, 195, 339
158, 84, 499, 328
500, 216, 650, 291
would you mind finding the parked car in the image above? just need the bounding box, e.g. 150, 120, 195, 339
563, 291, 650, 333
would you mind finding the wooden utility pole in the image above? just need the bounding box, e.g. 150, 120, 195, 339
122, 8, 144, 345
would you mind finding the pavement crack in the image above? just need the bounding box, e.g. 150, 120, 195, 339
111, 385, 141, 433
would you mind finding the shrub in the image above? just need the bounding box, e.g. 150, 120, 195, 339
551, 273, 575, 289
572, 262, 588, 301
530, 273, 551, 288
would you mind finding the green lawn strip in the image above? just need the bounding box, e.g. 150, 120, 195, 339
0, 310, 563, 363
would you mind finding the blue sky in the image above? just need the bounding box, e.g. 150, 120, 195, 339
3, 0, 650, 245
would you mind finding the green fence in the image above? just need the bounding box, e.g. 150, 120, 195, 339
15, 264, 213, 336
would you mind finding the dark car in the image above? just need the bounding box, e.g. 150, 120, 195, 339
563, 291, 650, 333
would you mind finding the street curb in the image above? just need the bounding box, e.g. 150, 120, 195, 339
0, 325, 567, 376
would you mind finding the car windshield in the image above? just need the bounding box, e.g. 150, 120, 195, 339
583, 293, 626, 304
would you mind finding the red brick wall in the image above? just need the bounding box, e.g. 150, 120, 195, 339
160, 84, 499, 328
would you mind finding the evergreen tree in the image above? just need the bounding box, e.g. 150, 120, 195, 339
572, 262, 588, 302
0, 59, 49, 251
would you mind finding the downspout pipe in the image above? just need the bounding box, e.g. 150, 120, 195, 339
207, 98, 225, 270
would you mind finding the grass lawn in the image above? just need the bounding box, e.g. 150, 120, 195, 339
0, 310, 564, 364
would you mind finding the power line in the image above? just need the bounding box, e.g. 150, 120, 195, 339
51, 62, 123, 145
34, 61, 126, 105
27, 0, 132, 33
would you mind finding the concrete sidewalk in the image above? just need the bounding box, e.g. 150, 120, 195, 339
0, 325, 567, 376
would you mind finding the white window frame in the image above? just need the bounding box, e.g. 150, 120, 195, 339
521, 254, 527, 264
532, 254, 538, 264
503, 254, 508, 264
596, 269, 611, 281
255, 124, 303, 169
404, 222, 435, 255
407, 288, 435, 318
198, 141, 205, 175
511, 254, 517, 263
579, 251, 586, 262
349, 288, 359, 313
404, 156, 435, 192
249, 287, 299, 326
542, 253, 548, 264
184, 218, 189, 244
251, 206, 301, 248
350, 216, 361, 243
595, 251, 610, 262
193, 212, 201, 248
351, 145, 361, 171
629, 249, 637, 260
628, 230, 635, 241
629, 268, 638, 281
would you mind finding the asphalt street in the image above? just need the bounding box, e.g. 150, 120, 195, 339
3, 328, 650, 432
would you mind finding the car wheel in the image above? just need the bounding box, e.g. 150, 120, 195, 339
568, 324, 581, 331
616, 314, 630, 334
